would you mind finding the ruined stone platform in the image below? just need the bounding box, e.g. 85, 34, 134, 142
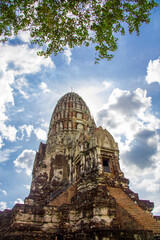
0, 92, 160, 240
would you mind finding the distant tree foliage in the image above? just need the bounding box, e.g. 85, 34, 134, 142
0, 0, 158, 62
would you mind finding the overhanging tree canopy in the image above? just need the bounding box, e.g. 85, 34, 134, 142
0, 0, 158, 62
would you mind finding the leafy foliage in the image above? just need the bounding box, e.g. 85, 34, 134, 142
0, 0, 158, 62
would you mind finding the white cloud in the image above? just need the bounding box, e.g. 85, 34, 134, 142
0, 66, 16, 145
102, 81, 112, 89
41, 121, 49, 129
0, 123, 17, 143
24, 184, 30, 190
18, 30, 31, 43
0, 149, 17, 163
97, 88, 155, 148
18, 125, 47, 141
135, 179, 160, 193
0, 74, 14, 110
14, 149, 36, 175
34, 128, 47, 141
39, 82, 51, 93
18, 125, 34, 140
146, 57, 160, 84
0, 43, 54, 75
0, 42, 55, 147
153, 204, 160, 215
14, 198, 24, 204
0, 136, 3, 149
63, 46, 72, 65
0, 201, 7, 211
23, 125, 34, 138
77, 81, 112, 118
0, 189, 7, 195
14, 77, 30, 99
17, 108, 24, 113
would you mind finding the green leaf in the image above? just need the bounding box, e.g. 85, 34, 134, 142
0, 0, 158, 62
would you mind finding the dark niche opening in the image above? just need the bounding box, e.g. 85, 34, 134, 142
103, 158, 110, 173
55, 233, 63, 240
76, 161, 81, 179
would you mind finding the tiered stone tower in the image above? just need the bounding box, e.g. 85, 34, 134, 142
0, 92, 160, 240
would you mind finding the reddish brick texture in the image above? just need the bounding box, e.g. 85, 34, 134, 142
108, 187, 160, 234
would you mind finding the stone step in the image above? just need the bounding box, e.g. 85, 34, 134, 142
108, 187, 160, 234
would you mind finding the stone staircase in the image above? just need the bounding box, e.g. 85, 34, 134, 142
108, 187, 160, 235
49, 181, 77, 207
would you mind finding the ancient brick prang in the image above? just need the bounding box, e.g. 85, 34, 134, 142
0, 92, 160, 240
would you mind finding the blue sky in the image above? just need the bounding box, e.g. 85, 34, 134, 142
0, 3, 160, 215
